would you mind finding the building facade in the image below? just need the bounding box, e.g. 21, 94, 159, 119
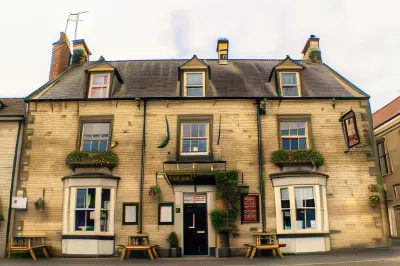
373, 96, 400, 237
0, 99, 24, 257
11, 33, 390, 257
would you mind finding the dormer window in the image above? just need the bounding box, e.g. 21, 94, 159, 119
88, 73, 111, 98
184, 72, 205, 97
280, 72, 301, 96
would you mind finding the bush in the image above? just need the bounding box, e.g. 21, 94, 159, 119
65, 151, 119, 170
167, 232, 179, 248
271, 149, 325, 168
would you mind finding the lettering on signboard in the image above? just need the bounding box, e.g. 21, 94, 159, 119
241, 194, 260, 223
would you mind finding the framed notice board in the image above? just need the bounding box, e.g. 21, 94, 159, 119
241, 194, 260, 224
158, 203, 174, 225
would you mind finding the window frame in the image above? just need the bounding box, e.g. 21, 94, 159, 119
183, 71, 206, 97
177, 115, 212, 158
377, 139, 393, 176
88, 73, 112, 99
394, 185, 400, 199
77, 116, 114, 152
278, 115, 312, 150
279, 72, 301, 97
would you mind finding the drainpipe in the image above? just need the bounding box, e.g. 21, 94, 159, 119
5, 120, 23, 253
139, 100, 147, 234
256, 101, 266, 232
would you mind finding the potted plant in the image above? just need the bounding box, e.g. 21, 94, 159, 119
369, 194, 380, 207
35, 198, 44, 211
0, 210, 4, 221
149, 185, 162, 201
167, 231, 181, 257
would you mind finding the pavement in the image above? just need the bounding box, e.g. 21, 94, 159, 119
2, 247, 400, 266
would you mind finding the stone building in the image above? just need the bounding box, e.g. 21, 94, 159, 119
11, 33, 389, 257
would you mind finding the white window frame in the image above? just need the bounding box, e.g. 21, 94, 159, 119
88, 73, 111, 98
80, 123, 111, 152
280, 121, 309, 150
65, 186, 116, 236
394, 186, 400, 199
184, 72, 205, 97
274, 184, 329, 234
180, 122, 210, 156
280, 72, 301, 97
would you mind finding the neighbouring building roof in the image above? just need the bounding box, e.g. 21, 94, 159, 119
0, 98, 25, 117
373, 96, 400, 129
36, 59, 358, 99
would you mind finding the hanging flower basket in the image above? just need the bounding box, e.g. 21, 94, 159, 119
149, 185, 162, 201
369, 194, 380, 207
35, 198, 45, 211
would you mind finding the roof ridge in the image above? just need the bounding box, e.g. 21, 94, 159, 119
0, 98, 25, 100
373, 96, 400, 115
88, 58, 301, 63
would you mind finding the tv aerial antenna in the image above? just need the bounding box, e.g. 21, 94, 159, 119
65, 11, 88, 40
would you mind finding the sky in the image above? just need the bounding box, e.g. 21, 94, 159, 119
0, 0, 399, 112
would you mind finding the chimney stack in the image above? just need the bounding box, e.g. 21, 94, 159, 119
217, 38, 229, 65
302, 34, 322, 63
49, 32, 71, 80
72, 39, 92, 64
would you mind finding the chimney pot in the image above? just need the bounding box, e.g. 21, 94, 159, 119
302, 35, 322, 63
49, 32, 71, 80
217, 38, 229, 65
72, 39, 92, 64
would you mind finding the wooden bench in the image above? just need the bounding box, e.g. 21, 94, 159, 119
8, 236, 51, 261
119, 244, 159, 261
245, 233, 286, 259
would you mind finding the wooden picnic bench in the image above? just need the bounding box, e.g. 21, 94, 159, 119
119, 234, 159, 261
8, 236, 51, 261
244, 232, 286, 259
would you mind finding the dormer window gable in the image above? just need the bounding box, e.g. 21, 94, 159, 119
85, 56, 123, 99
179, 55, 208, 97
269, 55, 305, 97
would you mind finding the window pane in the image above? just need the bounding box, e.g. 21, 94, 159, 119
297, 122, 306, 136
91, 141, 99, 152
380, 157, 388, 175
296, 209, 305, 229
291, 139, 299, 150
191, 123, 199, 137
199, 123, 207, 137
101, 189, 111, 209
183, 124, 190, 137
306, 209, 316, 228
187, 87, 203, 97
83, 141, 91, 152
76, 189, 87, 208
88, 188, 96, 208
182, 140, 190, 152
282, 210, 291, 230
295, 187, 314, 208
299, 138, 307, 150
377, 143, 385, 156
282, 73, 297, 85
90, 87, 104, 98
100, 210, 110, 232
191, 140, 199, 152
289, 122, 298, 136
280, 122, 289, 136
187, 73, 203, 85
75, 210, 95, 231
280, 188, 290, 208
283, 86, 299, 96
93, 75, 108, 85
282, 139, 290, 150
83, 123, 109, 135
99, 141, 107, 151
199, 140, 207, 152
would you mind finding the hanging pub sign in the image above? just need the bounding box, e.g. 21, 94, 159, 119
340, 110, 361, 152
241, 194, 260, 224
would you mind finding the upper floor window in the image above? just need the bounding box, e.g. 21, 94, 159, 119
377, 140, 392, 175
88, 74, 111, 98
280, 121, 308, 150
185, 72, 205, 97
81, 123, 110, 152
181, 122, 209, 155
394, 186, 400, 198
280, 72, 300, 96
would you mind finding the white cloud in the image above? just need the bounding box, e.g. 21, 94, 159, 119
0, 0, 398, 111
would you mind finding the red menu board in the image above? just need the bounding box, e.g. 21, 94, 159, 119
241, 194, 260, 223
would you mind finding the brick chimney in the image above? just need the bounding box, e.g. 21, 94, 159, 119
302, 35, 322, 63
72, 39, 92, 64
216, 38, 229, 65
49, 32, 71, 80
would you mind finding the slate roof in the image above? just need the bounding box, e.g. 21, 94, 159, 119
37, 59, 359, 99
0, 98, 25, 117
373, 96, 400, 129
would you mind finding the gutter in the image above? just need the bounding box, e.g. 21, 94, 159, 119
5, 120, 22, 254
256, 102, 266, 232
139, 100, 147, 233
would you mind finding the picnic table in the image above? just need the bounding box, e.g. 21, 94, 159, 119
244, 232, 285, 259
8, 236, 51, 261
119, 233, 159, 261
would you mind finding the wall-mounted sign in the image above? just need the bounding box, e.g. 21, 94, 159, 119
340, 110, 360, 151
241, 194, 260, 224
184, 194, 206, 204
122, 203, 138, 225
167, 174, 194, 184
158, 203, 174, 225
11, 197, 27, 210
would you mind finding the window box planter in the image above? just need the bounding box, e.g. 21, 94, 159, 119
66, 151, 119, 171
271, 149, 324, 169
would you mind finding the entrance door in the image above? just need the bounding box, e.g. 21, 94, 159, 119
184, 203, 208, 255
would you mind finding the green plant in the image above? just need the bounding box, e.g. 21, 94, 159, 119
0, 210, 4, 221
65, 151, 119, 170
271, 149, 325, 168
369, 194, 380, 207
167, 231, 179, 248
308, 49, 322, 63
149, 185, 162, 201
71, 49, 87, 64
34, 198, 44, 211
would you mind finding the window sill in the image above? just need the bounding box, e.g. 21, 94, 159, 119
382, 172, 393, 177
180, 152, 209, 156
277, 231, 330, 236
